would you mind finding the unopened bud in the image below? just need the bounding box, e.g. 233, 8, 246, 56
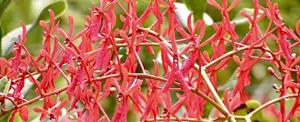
268, 67, 275, 75
272, 84, 281, 93
109, 86, 117, 92
292, 53, 296, 59
265, 52, 272, 59
117, 93, 124, 102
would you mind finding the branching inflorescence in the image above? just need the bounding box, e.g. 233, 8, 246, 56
1, 0, 300, 121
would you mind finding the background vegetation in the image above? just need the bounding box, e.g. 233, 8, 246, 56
1, 0, 300, 121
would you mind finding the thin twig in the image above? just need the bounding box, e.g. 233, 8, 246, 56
200, 68, 235, 121
246, 94, 298, 118
0, 73, 216, 118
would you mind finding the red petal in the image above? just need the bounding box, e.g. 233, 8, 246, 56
19, 21, 27, 44
100, 78, 120, 101
94, 42, 110, 70
231, 69, 251, 101
57, 28, 68, 38
66, 64, 77, 74
187, 13, 193, 34
57, 99, 69, 110
68, 89, 81, 111
297, 20, 300, 36
34, 108, 48, 115
223, 89, 232, 112
161, 71, 175, 93
39, 20, 49, 32
152, 0, 163, 32
68, 16, 74, 38
18, 106, 29, 121
180, 49, 199, 76
175, 70, 190, 92
170, 96, 186, 113
9, 111, 17, 122
49, 9, 55, 29
137, 5, 152, 25
120, 67, 129, 92
194, 20, 206, 43
233, 55, 241, 65
161, 48, 170, 74
228, 0, 240, 11
153, 60, 160, 76
297, 66, 300, 83
126, 79, 143, 94
207, 0, 222, 10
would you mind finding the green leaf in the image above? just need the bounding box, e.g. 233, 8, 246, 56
245, 100, 266, 122
0, 76, 10, 95
0, 0, 11, 56
183, 0, 207, 21
234, 100, 268, 122
1, 24, 32, 56
0, 0, 11, 18
0, 112, 11, 122
245, 100, 261, 109
1, 0, 68, 56
30, 0, 68, 31
0, 24, 3, 56
175, 2, 213, 28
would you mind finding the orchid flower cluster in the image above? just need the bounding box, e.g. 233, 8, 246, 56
1, 0, 300, 121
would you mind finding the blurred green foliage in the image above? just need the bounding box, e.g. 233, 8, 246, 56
183, 0, 206, 21
0, 0, 300, 121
